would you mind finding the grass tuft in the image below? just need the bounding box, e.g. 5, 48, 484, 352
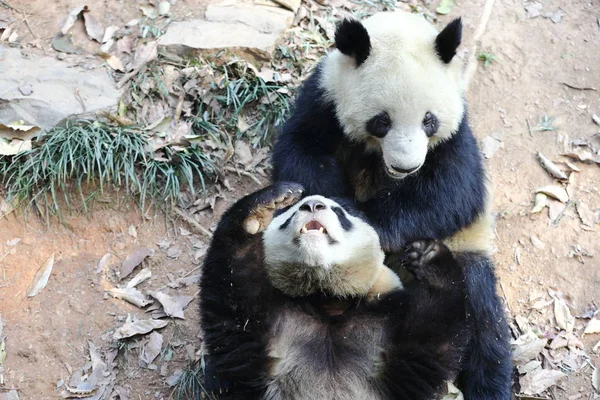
171, 359, 217, 400
477, 51, 495, 67
535, 114, 556, 131
0, 119, 216, 218
211, 60, 292, 147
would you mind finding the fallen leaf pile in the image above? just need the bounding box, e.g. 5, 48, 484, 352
510, 289, 600, 397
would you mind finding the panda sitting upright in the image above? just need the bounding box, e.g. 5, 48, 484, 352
199, 182, 470, 400
271, 11, 512, 399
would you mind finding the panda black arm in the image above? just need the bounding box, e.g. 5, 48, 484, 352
362, 120, 487, 251
271, 65, 350, 197
376, 241, 469, 399
199, 183, 303, 395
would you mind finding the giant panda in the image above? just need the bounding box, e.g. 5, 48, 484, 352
270, 11, 512, 400
199, 182, 470, 400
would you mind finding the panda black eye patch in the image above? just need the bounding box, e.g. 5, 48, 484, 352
366, 111, 392, 138
422, 111, 439, 137
279, 211, 296, 230
332, 207, 353, 231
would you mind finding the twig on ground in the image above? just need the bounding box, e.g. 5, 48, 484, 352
224, 166, 262, 185
561, 82, 597, 91
463, 0, 496, 91
172, 207, 212, 238
526, 119, 533, 137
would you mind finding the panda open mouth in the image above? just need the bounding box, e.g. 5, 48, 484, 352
300, 220, 327, 234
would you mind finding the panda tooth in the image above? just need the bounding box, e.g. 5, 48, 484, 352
301, 226, 308, 233
318, 227, 324, 233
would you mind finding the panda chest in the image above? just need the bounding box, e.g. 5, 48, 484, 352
265, 307, 387, 400
333, 141, 386, 202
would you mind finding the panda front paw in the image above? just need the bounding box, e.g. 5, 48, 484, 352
243, 182, 304, 234
402, 240, 460, 290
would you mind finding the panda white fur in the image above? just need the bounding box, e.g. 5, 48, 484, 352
271, 11, 512, 399
199, 182, 469, 400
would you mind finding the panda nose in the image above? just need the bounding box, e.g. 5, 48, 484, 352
299, 200, 327, 213
390, 165, 419, 174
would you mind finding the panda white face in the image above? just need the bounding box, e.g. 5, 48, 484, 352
263, 195, 385, 297
321, 11, 465, 178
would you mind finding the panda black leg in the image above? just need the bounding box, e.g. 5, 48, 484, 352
402, 240, 462, 290
456, 253, 512, 400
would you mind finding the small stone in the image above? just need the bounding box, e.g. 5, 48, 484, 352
56, 53, 67, 60
158, 1, 171, 15
18, 84, 33, 96
525, 2, 543, 19
530, 236, 546, 250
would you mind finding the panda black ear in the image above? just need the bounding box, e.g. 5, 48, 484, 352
335, 18, 371, 67
435, 17, 462, 64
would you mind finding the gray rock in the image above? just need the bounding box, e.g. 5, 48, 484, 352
159, 0, 294, 62
0, 47, 120, 135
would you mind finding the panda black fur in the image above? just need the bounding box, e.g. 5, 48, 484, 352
271, 11, 512, 400
199, 182, 470, 400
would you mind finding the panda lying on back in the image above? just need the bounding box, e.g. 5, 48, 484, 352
199, 182, 469, 400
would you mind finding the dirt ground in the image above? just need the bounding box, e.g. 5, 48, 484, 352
1, 0, 600, 399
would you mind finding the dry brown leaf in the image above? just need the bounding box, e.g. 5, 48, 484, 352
153, 292, 185, 319
172, 294, 195, 310
576, 201, 596, 227
512, 338, 547, 366
166, 246, 183, 259
140, 5, 158, 19
126, 268, 152, 288
234, 141, 253, 165
116, 36, 133, 54
531, 193, 548, 213
517, 360, 542, 375
0, 138, 32, 155
140, 331, 163, 364
237, 115, 250, 134
82, 11, 104, 42
530, 236, 545, 250
547, 199, 565, 222
26, 253, 55, 297
113, 319, 168, 340
102, 25, 118, 43
584, 318, 600, 336
519, 369, 567, 395
104, 55, 125, 72
108, 287, 153, 308
95, 253, 113, 274
128, 41, 158, 71
120, 248, 153, 280
562, 150, 600, 164
553, 297, 575, 332
167, 274, 200, 289
536, 186, 569, 203
537, 152, 567, 180
61, 5, 87, 34
565, 161, 581, 172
